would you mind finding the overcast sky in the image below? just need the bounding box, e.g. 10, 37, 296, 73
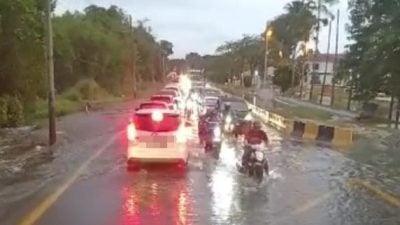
56, 0, 349, 58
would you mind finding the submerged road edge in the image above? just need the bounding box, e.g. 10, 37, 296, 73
16, 132, 121, 225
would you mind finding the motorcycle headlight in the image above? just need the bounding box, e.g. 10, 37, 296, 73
255, 151, 264, 161
225, 116, 232, 123
214, 127, 221, 137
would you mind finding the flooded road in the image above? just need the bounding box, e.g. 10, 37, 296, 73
2, 106, 400, 225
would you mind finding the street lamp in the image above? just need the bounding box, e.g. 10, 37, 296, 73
263, 22, 272, 88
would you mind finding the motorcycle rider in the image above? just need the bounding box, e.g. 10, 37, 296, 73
241, 121, 269, 169
199, 107, 219, 143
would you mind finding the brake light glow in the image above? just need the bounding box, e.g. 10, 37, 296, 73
176, 125, 186, 143
151, 111, 163, 122
127, 123, 136, 141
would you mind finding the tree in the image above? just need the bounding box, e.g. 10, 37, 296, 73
185, 52, 203, 69
0, 0, 47, 105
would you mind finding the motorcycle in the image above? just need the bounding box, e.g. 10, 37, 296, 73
204, 122, 222, 158
238, 143, 269, 183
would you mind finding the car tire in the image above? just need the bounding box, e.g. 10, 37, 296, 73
127, 160, 140, 172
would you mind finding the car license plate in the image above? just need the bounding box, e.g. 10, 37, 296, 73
147, 141, 167, 148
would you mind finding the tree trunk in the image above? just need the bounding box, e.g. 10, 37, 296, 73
388, 95, 394, 121
346, 85, 353, 111
396, 98, 400, 129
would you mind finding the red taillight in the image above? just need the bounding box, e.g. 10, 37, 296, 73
127, 123, 136, 141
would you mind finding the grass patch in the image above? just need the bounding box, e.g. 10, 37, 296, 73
273, 104, 334, 121
28, 98, 81, 121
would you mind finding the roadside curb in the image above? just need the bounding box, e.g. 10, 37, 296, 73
217, 85, 354, 148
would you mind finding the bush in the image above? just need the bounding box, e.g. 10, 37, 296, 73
32, 98, 80, 119
6, 96, 24, 127
74, 79, 110, 100
62, 89, 81, 101
0, 96, 7, 127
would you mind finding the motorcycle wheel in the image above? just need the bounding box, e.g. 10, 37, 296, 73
255, 165, 264, 184
205, 142, 212, 152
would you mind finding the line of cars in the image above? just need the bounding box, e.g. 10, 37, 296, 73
125, 74, 263, 176
126, 81, 191, 170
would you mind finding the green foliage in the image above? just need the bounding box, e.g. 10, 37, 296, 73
345, 0, 400, 102
0, 2, 172, 125
6, 96, 24, 127
0, 97, 7, 127
273, 65, 298, 93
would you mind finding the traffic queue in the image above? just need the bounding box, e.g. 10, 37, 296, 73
126, 74, 269, 182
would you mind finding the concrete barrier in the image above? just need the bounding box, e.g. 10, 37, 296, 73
291, 120, 305, 138
332, 127, 353, 147
216, 85, 353, 147
303, 121, 319, 140
269, 113, 286, 130
316, 125, 335, 142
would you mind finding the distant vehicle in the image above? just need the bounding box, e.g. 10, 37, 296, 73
203, 88, 221, 97
127, 109, 189, 169
192, 81, 205, 88
165, 83, 186, 98
204, 96, 219, 110
221, 96, 249, 120
137, 101, 168, 110
157, 90, 184, 111
150, 95, 176, 110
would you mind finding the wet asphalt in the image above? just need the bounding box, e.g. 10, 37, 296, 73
1, 104, 400, 225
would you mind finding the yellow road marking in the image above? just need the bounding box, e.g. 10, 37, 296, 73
347, 178, 400, 208
17, 133, 120, 225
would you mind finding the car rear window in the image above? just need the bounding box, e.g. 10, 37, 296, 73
134, 113, 180, 132
166, 87, 179, 92
151, 96, 172, 104
205, 98, 218, 106
139, 103, 167, 110
158, 91, 177, 97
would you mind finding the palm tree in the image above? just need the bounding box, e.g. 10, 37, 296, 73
285, 0, 338, 52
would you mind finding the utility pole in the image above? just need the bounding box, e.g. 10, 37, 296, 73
45, 0, 56, 146
128, 16, 137, 97
316, 0, 321, 53
263, 21, 271, 88
319, 19, 332, 105
290, 46, 297, 94
330, 9, 340, 106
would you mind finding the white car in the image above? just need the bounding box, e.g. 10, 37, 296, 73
165, 83, 187, 99
157, 89, 184, 111
127, 108, 189, 169
150, 95, 176, 111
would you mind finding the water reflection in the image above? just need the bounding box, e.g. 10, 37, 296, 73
119, 173, 194, 225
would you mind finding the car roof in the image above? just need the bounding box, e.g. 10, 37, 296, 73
159, 89, 179, 95
135, 108, 179, 115
151, 94, 173, 99
140, 101, 168, 106
221, 96, 245, 102
205, 96, 219, 100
